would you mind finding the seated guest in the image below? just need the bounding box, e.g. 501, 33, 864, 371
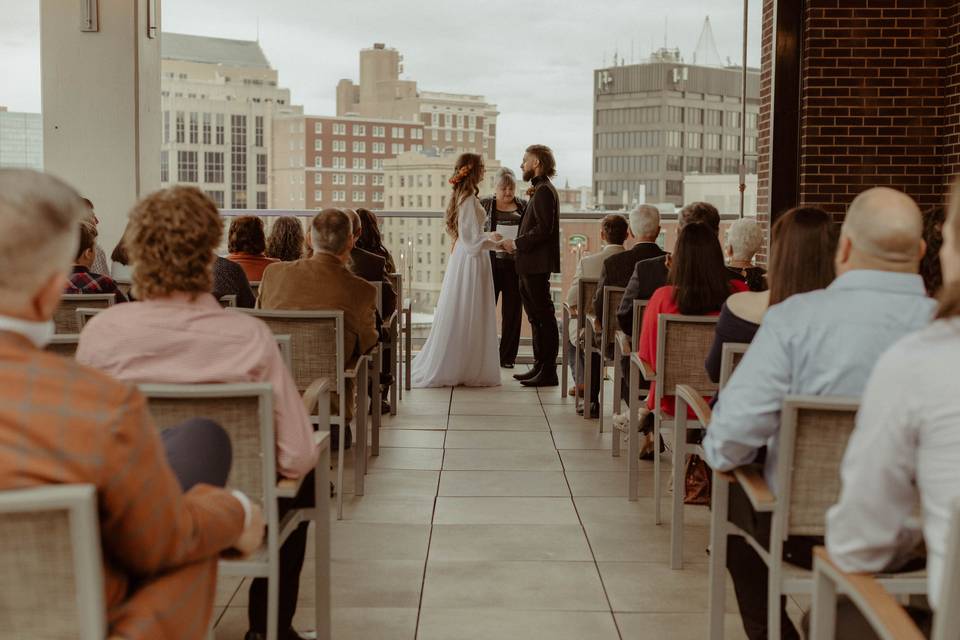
825, 183, 960, 638
110, 223, 133, 281
724, 217, 767, 292
564, 214, 628, 417
212, 255, 257, 308
637, 222, 749, 419
265, 215, 304, 263
65, 220, 128, 303
76, 186, 317, 640
618, 201, 727, 335
705, 208, 837, 383
702, 187, 934, 640
259, 208, 379, 443
226, 215, 278, 282
81, 196, 111, 276
356, 207, 398, 274
920, 205, 945, 295
0, 169, 263, 639
345, 208, 397, 319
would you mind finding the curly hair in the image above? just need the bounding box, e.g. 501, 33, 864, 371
265, 216, 304, 262
127, 186, 222, 300
921, 205, 945, 296
445, 153, 484, 241
228, 215, 267, 255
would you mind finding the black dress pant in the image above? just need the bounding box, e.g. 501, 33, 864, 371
519, 272, 558, 374
248, 471, 316, 634
161, 418, 232, 490
492, 256, 522, 365
726, 483, 820, 640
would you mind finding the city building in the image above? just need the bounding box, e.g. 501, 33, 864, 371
272, 114, 424, 210
683, 173, 758, 217
336, 43, 499, 160
592, 47, 760, 209
160, 33, 300, 209
0, 107, 42, 170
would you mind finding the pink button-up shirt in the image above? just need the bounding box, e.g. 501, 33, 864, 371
76, 293, 317, 478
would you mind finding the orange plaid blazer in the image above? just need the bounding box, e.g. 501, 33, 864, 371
0, 331, 245, 639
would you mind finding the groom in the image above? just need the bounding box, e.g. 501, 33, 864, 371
503, 144, 561, 387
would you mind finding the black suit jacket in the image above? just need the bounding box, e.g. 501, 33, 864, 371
349, 247, 398, 319
592, 242, 667, 323
514, 176, 560, 275
616, 254, 670, 336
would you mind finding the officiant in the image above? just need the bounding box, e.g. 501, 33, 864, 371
481, 167, 527, 369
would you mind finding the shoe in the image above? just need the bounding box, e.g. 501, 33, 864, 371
380, 400, 391, 415
568, 383, 584, 397
513, 367, 542, 381
501, 362, 515, 369
638, 433, 665, 461
245, 629, 314, 640
577, 401, 599, 418
330, 424, 352, 451
520, 372, 559, 388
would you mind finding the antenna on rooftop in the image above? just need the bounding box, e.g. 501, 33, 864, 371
256, 17, 260, 42
693, 16, 723, 67
664, 17, 668, 50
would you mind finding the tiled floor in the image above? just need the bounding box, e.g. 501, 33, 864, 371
212, 369, 769, 639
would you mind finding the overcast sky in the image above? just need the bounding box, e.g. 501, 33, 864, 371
1, 0, 761, 187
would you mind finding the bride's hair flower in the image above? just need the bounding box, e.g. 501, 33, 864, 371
449, 164, 473, 186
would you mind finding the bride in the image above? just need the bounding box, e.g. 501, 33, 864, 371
411, 153, 503, 388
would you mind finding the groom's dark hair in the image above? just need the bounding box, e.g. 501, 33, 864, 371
525, 144, 557, 178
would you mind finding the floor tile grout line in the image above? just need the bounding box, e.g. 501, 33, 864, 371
539, 386, 625, 640
412, 385, 452, 640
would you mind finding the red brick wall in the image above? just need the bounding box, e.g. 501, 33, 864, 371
756, 0, 775, 263
944, 3, 960, 181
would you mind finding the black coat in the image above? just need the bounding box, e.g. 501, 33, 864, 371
514, 176, 561, 275
616, 254, 670, 336
593, 242, 667, 323
349, 246, 398, 319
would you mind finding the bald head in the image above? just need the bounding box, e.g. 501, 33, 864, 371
838, 188, 924, 274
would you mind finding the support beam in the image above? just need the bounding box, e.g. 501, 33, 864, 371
768, 0, 803, 225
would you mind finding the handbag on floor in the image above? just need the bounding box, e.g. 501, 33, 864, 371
683, 454, 712, 505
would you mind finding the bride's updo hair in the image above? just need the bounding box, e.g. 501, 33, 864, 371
445, 152, 484, 241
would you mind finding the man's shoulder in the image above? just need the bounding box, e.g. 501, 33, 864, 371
18, 343, 135, 406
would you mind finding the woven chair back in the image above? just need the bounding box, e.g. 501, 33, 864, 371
658, 315, 720, 396
55, 294, 113, 334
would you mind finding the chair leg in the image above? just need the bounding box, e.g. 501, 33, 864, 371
404, 309, 412, 392
612, 344, 622, 458
561, 311, 569, 397
583, 326, 593, 423
575, 332, 583, 413
708, 472, 729, 640
266, 557, 279, 640
671, 408, 687, 569
390, 333, 398, 416
768, 537, 784, 640
654, 411, 663, 525
598, 361, 605, 433
372, 352, 382, 457
314, 447, 332, 640
810, 562, 838, 640
355, 366, 368, 497
628, 361, 640, 501
336, 413, 345, 520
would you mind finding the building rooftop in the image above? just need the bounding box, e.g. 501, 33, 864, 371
160, 32, 272, 69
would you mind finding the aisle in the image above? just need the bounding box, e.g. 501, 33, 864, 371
213, 369, 756, 639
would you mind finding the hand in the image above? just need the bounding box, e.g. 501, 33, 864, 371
491, 232, 503, 242
501, 239, 516, 253
233, 503, 265, 557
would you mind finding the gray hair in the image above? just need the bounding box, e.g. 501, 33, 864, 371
310, 208, 353, 255
344, 208, 362, 238
629, 204, 660, 240
0, 169, 85, 303
726, 218, 764, 261
494, 167, 517, 190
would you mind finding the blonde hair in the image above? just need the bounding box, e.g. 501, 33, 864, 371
445, 153, 484, 241
127, 187, 222, 300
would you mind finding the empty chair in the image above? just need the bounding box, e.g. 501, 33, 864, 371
0, 484, 106, 639
55, 294, 113, 334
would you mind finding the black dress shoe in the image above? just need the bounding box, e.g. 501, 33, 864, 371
245, 629, 314, 640
501, 362, 515, 369
513, 366, 542, 381
520, 372, 559, 388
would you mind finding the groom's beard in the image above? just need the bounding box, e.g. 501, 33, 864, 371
522, 169, 536, 182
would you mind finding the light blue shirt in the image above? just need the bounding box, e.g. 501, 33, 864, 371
702, 269, 935, 493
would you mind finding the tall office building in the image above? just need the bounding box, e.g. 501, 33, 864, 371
272, 114, 424, 210
160, 33, 300, 209
592, 48, 760, 209
336, 44, 499, 160
0, 107, 43, 170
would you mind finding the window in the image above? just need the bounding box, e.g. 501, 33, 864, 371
664, 131, 682, 148
704, 133, 721, 150
595, 155, 660, 173
352, 158, 366, 169
314, 156, 322, 168
399, 176, 405, 187
665, 180, 683, 196
597, 106, 662, 125
314, 139, 323, 151
372, 192, 384, 203
664, 155, 681, 172
215, 114, 225, 145
160, 150, 169, 182
255, 116, 264, 147
256, 154, 267, 185
205, 190, 224, 208
314, 190, 323, 200
705, 109, 723, 127
312, 173, 322, 185
412, 129, 423, 140
230, 115, 247, 209
746, 113, 758, 130
686, 132, 702, 149
725, 111, 741, 129
189, 112, 198, 144
163, 111, 170, 143
431, 113, 439, 126
256, 191, 267, 209
445, 114, 453, 127
332, 191, 346, 202
444, 131, 451, 142
723, 158, 740, 174
353, 190, 366, 202
333, 123, 346, 135
392, 143, 404, 154
388, 175, 393, 188
204, 151, 224, 183
457, 131, 463, 142
745, 136, 758, 153
685, 156, 703, 173
723, 135, 740, 152
175, 111, 185, 143
201, 113, 211, 145
333, 140, 346, 152
427, 175, 433, 187
400, 196, 405, 208
686, 107, 704, 125
469, 132, 476, 143
392, 127, 405, 138
416, 175, 423, 188
177, 150, 198, 182
373, 126, 385, 137
333, 157, 346, 169
352, 174, 366, 185
352, 124, 366, 136
666, 106, 684, 123
373, 142, 385, 154
372, 174, 384, 186
705, 157, 722, 173
353, 141, 366, 153
372, 159, 383, 170
314, 122, 322, 134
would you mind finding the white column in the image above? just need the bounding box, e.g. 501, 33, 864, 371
41, 0, 161, 256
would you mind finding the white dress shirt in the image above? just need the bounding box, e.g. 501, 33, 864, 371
827, 318, 960, 609
702, 270, 935, 493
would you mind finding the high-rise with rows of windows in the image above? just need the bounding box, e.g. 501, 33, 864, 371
159, 33, 300, 210
593, 48, 760, 209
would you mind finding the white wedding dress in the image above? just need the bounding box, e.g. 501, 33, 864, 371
411, 194, 501, 388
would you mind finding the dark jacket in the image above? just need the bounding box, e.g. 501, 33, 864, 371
593, 241, 666, 323
616, 254, 670, 336
481, 195, 526, 260
350, 246, 398, 319
514, 176, 561, 275
212, 256, 256, 308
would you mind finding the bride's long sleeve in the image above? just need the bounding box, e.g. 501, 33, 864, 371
456, 196, 499, 255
